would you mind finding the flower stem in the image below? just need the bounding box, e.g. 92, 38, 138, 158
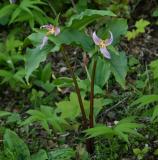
61, 47, 87, 129
88, 59, 97, 154
61, 46, 97, 154
89, 59, 97, 128
85, 65, 91, 82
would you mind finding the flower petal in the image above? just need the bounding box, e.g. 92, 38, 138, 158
40, 24, 53, 30
105, 31, 113, 46
54, 27, 60, 36
92, 32, 101, 45
100, 47, 111, 59
40, 36, 48, 49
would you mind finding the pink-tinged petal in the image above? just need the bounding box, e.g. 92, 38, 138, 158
105, 31, 113, 46
40, 36, 48, 49
54, 27, 60, 36
40, 24, 53, 30
100, 47, 111, 59
92, 32, 101, 45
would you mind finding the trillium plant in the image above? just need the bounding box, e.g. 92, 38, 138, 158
38, 24, 114, 154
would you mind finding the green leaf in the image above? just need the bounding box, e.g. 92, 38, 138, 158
53, 77, 73, 87
10, 7, 21, 24
152, 8, 158, 17
25, 46, 51, 82
0, 4, 17, 25
41, 63, 52, 82
31, 149, 48, 160
9, 0, 47, 27
6, 112, 21, 124
49, 28, 93, 52
48, 148, 75, 160
76, 0, 88, 12
0, 111, 11, 118
152, 105, 158, 121
133, 148, 141, 155
84, 125, 114, 138
117, 117, 136, 124
55, 92, 80, 120
114, 119, 143, 142
34, 80, 55, 93
26, 32, 45, 47
126, 19, 150, 40
78, 79, 104, 95
150, 59, 158, 79
22, 106, 68, 133
89, 57, 111, 88
154, 148, 158, 155
135, 19, 150, 33
106, 18, 128, 44
131, 95, 158, 108
110, 51, 127, 89
67, 9, 116, 29
108, 45, 119, 55
0, 4, 17, 19
0, 70, 13, 80
126, 30, 138, 41
94, 98, 112, 117
56, 92, 108, 120
4, 129, 30, 160
142, 146, 149, 154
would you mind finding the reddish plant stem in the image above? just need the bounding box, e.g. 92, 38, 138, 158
87, 59, 97, 154
62, 48, 87, 129
89, 59, 97, 128
61, 47, 97, 154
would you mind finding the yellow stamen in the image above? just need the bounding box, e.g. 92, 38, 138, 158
46, 26, 55, 35
99, 40, 106, 48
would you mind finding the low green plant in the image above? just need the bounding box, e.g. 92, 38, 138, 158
130, 58, 158, 121
133, 145, 150, 160
0, 111, 21, 125
0, 129, 75, 160
126, 19, 150, 40
0, 0, 50, 28
21, 105, 69, 133
0, 32, 26, 90
85, 117, 143, 143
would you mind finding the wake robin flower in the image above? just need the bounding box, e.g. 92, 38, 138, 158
92, 31, 113, 59
40, 24, 60, 49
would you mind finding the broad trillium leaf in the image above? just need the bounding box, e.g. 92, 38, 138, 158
110, 51, 127, 89
25, 46, 51, 82
67, 9, 116, 29
49, 28, 93, 52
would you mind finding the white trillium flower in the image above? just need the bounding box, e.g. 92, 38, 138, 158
92, 31, 113, 59
40, 24, 60, 49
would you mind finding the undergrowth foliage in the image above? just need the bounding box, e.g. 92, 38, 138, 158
0, 0, 158, 159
